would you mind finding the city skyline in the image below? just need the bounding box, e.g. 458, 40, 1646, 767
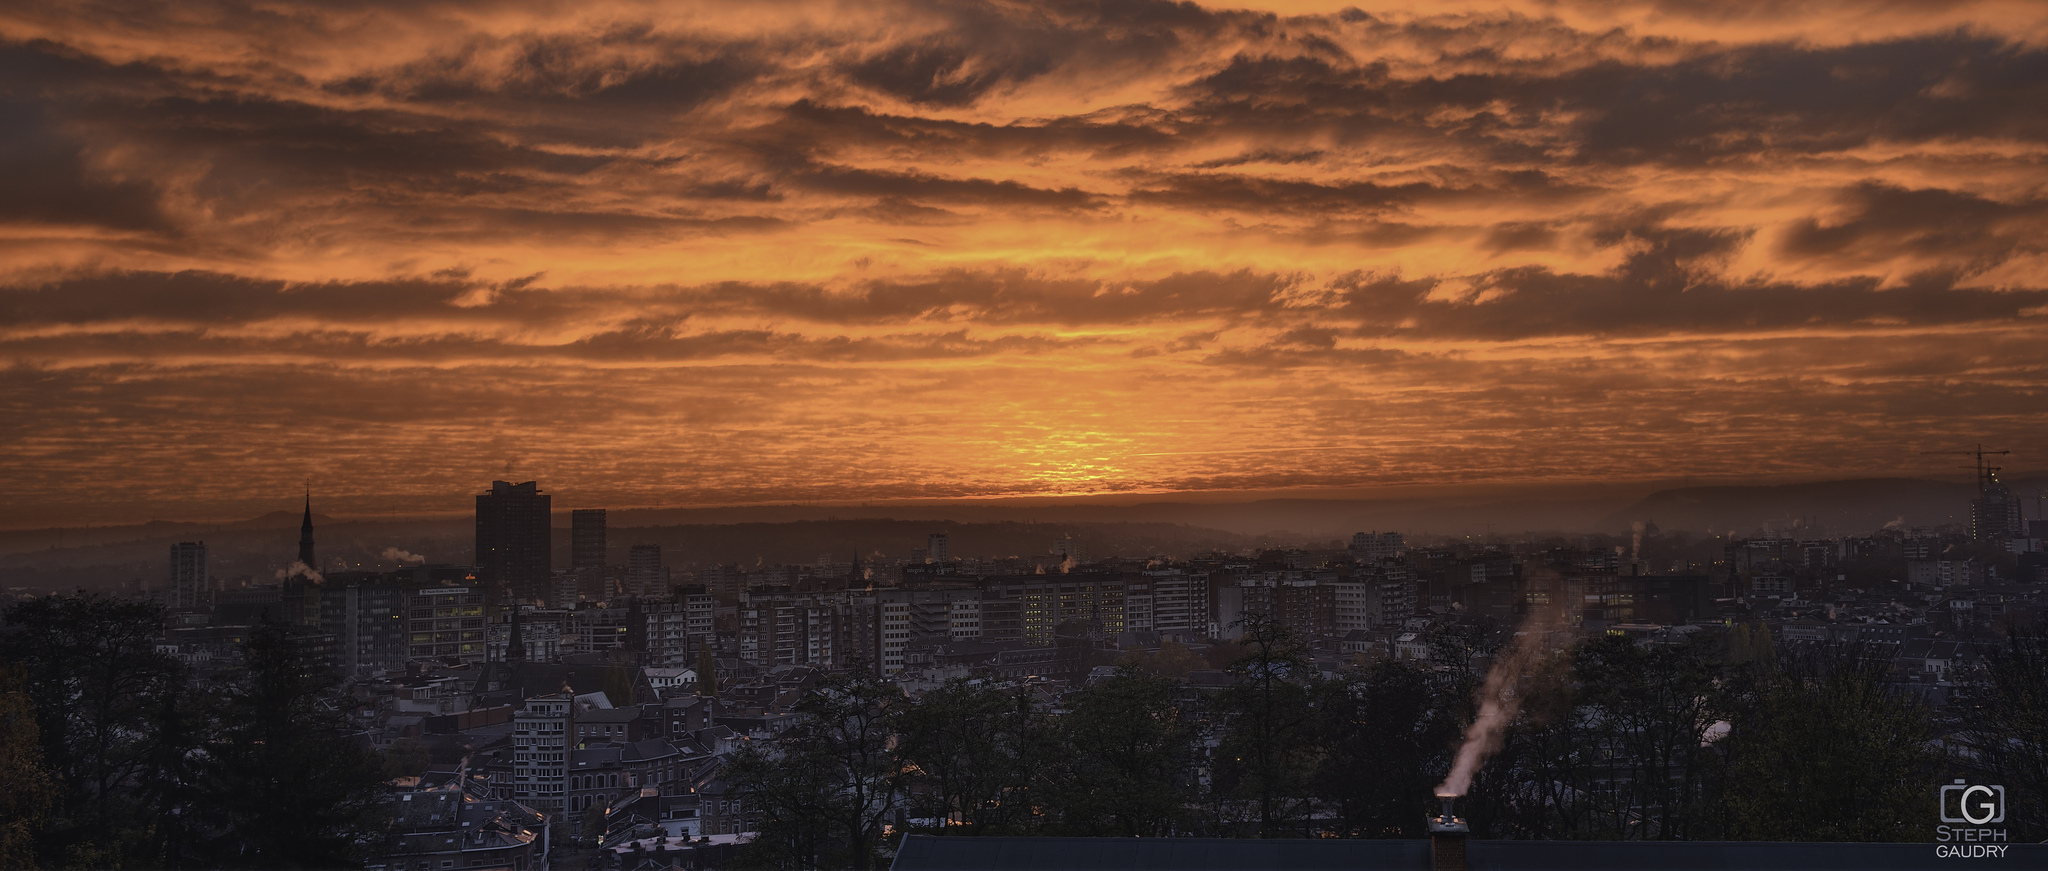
5, 0, 2048, 526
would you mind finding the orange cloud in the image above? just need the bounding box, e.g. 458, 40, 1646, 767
2, 0, 2045, 524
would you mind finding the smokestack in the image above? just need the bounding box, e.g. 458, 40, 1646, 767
1429, 795, 1468, 871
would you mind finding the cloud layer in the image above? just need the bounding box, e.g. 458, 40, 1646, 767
4, 0, 2046, 524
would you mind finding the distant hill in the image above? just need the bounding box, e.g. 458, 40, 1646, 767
603, 518, 1258, 567
1602, 476, 2048, 536
599, 479, 1669, 540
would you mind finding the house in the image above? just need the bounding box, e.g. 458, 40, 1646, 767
365, 785, 549, 871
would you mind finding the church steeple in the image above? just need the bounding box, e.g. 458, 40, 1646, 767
297, 488, 316, 569
506, 606, 526, 664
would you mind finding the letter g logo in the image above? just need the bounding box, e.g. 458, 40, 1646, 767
1939, 781, 2005, 825
1960, 785, 2001, 825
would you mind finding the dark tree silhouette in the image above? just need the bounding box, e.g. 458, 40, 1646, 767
1, 594, 188, 868
1213, 614, 1321, 837
198, 621, 389, 868
1041, 670, 1199, 837
1958, 620, 2048, 842
895, 678, 1044, 835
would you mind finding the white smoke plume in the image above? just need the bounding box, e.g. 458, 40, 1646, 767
382, 547, 427, 565
1630, 520, 1646, 561
1882, 516, 1906, 531
1435, 597, 1569, 798
274, 561, 323, 583
1058, 555, 1077, 573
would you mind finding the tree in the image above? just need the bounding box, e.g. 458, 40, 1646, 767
894, 679, 1043, 834
579, 800, 610, 847
1040, 670, 1198, 837
1117, 640, 1204, 680
1212, 614, 1322, 836
1, 594, 189, 868
731, 667, 904, 870
604, 660, 637, 708
381, 738, 432, 782
197, 621, 390, 868
1957, 619, 2048, 842
1314, 659, 1465, 838
1469, 650, 1596, 840
1570, 633, 1724, 839
0, 660, 56, 869
728, 740, 841, 870
1717, 646, 1944, 842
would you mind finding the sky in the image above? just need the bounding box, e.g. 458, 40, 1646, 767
4, 0, 2047, 526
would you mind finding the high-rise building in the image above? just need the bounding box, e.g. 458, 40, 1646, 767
168, 541, 208, 609
984, 575, 1125, 648
282, 571, 417, 677
1349, 531, 1404, 562
572, 509, 607, 600
476, 481, 551, 604
928, 533, 949, 564
513, 693, 574, 815
1052, 535, 1086, 564
407, 586, 489, 664
627, 544, 664, 599
1144, 568, 1208, 637
1973, 472, 2024, 542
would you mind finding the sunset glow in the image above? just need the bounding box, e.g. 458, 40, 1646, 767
6, 0, 2047, 524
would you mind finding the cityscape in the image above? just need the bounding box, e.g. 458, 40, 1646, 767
6, 0, 2048, 869
3, 464, 2045, 869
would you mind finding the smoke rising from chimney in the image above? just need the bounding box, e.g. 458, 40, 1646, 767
274, 561, 323, 583
382, 547, 426, 565
1434, 595, 1568, 798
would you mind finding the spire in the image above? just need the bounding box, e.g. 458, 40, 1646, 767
506, 606, 526, 664
297, 487, 316, 570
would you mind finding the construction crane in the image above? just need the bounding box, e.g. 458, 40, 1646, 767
1920, 444, 2010, 493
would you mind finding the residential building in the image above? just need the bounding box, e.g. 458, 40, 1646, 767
513, 693, 575, 816
628, 544, 665, 599
169, 541, 209, 609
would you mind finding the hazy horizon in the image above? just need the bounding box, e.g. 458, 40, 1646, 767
8, 467, 2039, 532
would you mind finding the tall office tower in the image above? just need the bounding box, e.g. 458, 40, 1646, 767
627, 544, 664, 598
1972, 472, 2024, 541
928, 533, 949, 564
297, 491, 316, 570
476, 480, 552, 604
168, 541, 208, 609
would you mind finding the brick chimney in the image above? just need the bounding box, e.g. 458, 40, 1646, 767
1429, 796, 1468, 871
